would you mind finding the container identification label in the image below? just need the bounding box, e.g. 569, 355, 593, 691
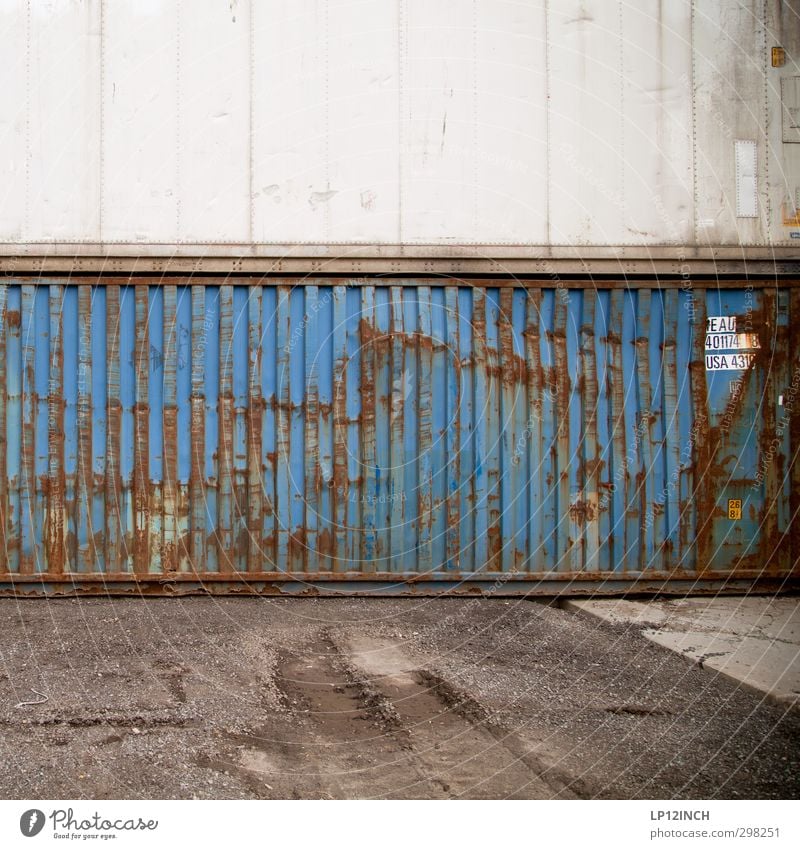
705, 352, 757, 371
705, 316, 759, 371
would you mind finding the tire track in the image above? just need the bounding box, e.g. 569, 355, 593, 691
225, 631, 446, 799
340, 634, 574, 799
209, 629, 582, 798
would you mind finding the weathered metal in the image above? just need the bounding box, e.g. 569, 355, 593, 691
2, 256, 800, 278
0, 279, 797, 595
1, 1, 798, 253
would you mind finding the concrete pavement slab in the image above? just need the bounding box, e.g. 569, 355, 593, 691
565, 596, 800, 709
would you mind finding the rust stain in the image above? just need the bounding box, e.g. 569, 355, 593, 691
318, 526, 333, 557
288, 528, 307, 566
217, 393, 235, 573
247, 401, 264, 573
162, 405, 179, 573
755, 293, 787, 575
790, 291, 800, 574
332, 358, 348, 571
48, 358, 67, 577
234, 522, 250, 566
359, 312, 377, 572
580, 290, 600, 570
552, 294, 571, 569
569, 499, 596, 524
190, 395, 206, 570
781, 202, 800, 227
688, 296, 712, 574
133, 285, 150, 576
0, 296, 5, 573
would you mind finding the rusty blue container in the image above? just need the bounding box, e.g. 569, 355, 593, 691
0, 279, 796, 595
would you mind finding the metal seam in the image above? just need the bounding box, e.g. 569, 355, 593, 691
472, 0, 478, 243
99, 0, 105, 242
248, 0, 255, 243
324, 1, 330, 242
176, 0, 181, 241
761, 0, 771, 236
1, 238, 798, 247
397, 0, 405, 244
544, 0, 551, 246
24, 0, 31, 240
690, 0, 699, 246
618, 0, 625, 240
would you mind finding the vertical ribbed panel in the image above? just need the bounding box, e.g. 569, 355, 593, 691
48, 286, 66, 574
0, 286, 8, 570
105, 285, 122, 573
261, 287, 276, 569
275, 287, 291, 572
247, 285, 263, 574
331, 285, 348, 571
20, 285, 37, 574
304, 286, 319, 573
0, 282, 793, 586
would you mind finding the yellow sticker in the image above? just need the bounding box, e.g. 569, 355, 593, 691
728, 499, 742, 520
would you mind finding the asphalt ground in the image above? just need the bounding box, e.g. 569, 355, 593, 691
0, 597, 797, 799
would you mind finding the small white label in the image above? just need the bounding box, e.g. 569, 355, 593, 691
706, 316, 736, 332
704, 316, 759, 370
705, 332, 760, 350
734, 140, 758, 218
705, 352, 757, 371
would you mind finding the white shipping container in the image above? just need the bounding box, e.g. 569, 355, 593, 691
0, 0, 798, 260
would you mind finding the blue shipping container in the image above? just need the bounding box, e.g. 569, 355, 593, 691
0, 280, 796, 595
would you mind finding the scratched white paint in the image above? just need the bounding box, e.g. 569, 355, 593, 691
252, 0, 400, 244
401, 0, 477, 242
102, 2, 180, 242
252, 0, 330, 244
619, 0, 693, 245
325, 0, 400, 243
474, 0, 548, 243
693, 0, 767, 244
0, 0, 798, 251
28, 0, 101, 241
179, 0, 250, 242
0, 1, 27, 241
548, 0, 626, 246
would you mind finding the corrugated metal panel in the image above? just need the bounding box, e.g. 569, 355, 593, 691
0, 279, 796, 595
1, 0, 799, 251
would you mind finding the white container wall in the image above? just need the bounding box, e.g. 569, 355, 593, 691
0, 0, 798, 254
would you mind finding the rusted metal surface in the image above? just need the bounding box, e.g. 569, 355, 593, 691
5, 254, 800, 278
0, 279, 797, 595
0, 577, 795, 599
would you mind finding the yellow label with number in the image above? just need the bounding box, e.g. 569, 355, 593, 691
728, 499, 742, 520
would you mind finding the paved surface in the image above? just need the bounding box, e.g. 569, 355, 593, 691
0, 598, 797, 800
566, 597, 800, 709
